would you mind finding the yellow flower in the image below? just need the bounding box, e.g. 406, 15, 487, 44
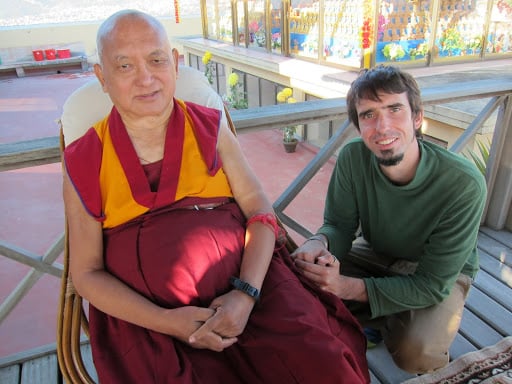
282, 87, 293, 98
202, 51, 212, 65
277, 88, 296, 104
225, 72, 247, 110
228, 72, 239, 87
276, 91, 287, 103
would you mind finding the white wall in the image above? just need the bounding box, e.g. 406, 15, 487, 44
0, 16, 201, 65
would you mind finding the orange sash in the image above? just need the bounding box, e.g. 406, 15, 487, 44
64, 99, 233, 228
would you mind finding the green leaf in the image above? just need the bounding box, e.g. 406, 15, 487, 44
462, 138, 491, 176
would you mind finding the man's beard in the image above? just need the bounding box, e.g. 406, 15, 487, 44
376, 150, 404, 166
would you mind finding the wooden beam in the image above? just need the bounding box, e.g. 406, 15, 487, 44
0, 137, 61, 172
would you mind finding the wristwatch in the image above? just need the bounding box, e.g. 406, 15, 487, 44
230, 276, 260, 301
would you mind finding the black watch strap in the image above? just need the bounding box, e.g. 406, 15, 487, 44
230, 276, 260, 301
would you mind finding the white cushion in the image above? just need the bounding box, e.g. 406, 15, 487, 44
61, 66, 225, 146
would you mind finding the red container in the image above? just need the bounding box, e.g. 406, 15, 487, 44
57, 49, 71, 59
32, 50, 44, 61
45, 49, 56, 60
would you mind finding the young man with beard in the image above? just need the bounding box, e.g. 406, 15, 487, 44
292, 65, 487, 374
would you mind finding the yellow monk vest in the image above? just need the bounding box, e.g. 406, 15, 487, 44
64, 99, 233, 229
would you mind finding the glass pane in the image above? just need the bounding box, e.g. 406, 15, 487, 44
488, 0, 512, 54
248, 0, 267, 49
324, 0, 372, 67
271, 0, 283, 53
377, 0, 433, 63
204, 0, 233, 42
215, 0, 233, 43
290, 0, 320, 59
206, 0, 218, 39
237, 0, 246, 46
434, 0, 487, 59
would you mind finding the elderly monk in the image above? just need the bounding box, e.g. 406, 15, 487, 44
62, 9, 369, 383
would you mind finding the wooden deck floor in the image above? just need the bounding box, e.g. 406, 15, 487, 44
1, 226, 511, 384
369, 226, 512, 383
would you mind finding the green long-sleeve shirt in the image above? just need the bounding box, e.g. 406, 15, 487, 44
318, 138, 487, 319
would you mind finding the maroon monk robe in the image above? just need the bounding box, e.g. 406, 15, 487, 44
88, 168, 369, 384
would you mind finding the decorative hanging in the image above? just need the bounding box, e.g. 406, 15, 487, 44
174, 0, 180, 23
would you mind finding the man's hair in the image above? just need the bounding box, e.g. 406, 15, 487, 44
346, 65, 423, 136
96, 9, 167, 64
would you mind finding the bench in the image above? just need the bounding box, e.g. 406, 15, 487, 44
0, 56, 88, 77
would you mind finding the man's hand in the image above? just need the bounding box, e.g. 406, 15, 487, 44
188, 290, 255, 350
291, 236, 331, 264
292, 238, 369, 302
291, 236, 343, 297
294, 257, 368, 302
293, 252, 342, 295
170, 306, 237, 352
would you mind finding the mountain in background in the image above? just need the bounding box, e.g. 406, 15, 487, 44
0, 0, 200, 27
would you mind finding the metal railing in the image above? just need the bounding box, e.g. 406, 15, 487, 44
1, 78, 511, 325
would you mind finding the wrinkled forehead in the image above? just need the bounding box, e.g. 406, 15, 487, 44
110, 17, 166, 45
97, 12, 170, 61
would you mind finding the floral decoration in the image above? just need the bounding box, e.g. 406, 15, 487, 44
360, 19, 372, 49
173, 0, 180, 23
301, 37, 318, 54
202, 51, 214, 84
271, 33, 281, 49
360, 1, 374, 49
377, 14, 387, 42
409, 42, 428, 58
255, 29, 266, 47
440, 28, 465, 55
382, 43, 405, 61
496, 0, 512, 15
249, 20, 260, 34
276, 87, 298, 142
224, 72, 248, 110
467, 36, 482, 52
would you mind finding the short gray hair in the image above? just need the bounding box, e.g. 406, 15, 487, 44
96, 9, 167, 64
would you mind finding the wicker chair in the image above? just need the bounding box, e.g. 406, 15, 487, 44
56, 66, 241, 383
56, 66, 298, 383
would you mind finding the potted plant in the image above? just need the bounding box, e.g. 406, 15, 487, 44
283, 125, 298, 152
277, 88, 299, 153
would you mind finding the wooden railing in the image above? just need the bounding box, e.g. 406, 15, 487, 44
1, 78, 511, 325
